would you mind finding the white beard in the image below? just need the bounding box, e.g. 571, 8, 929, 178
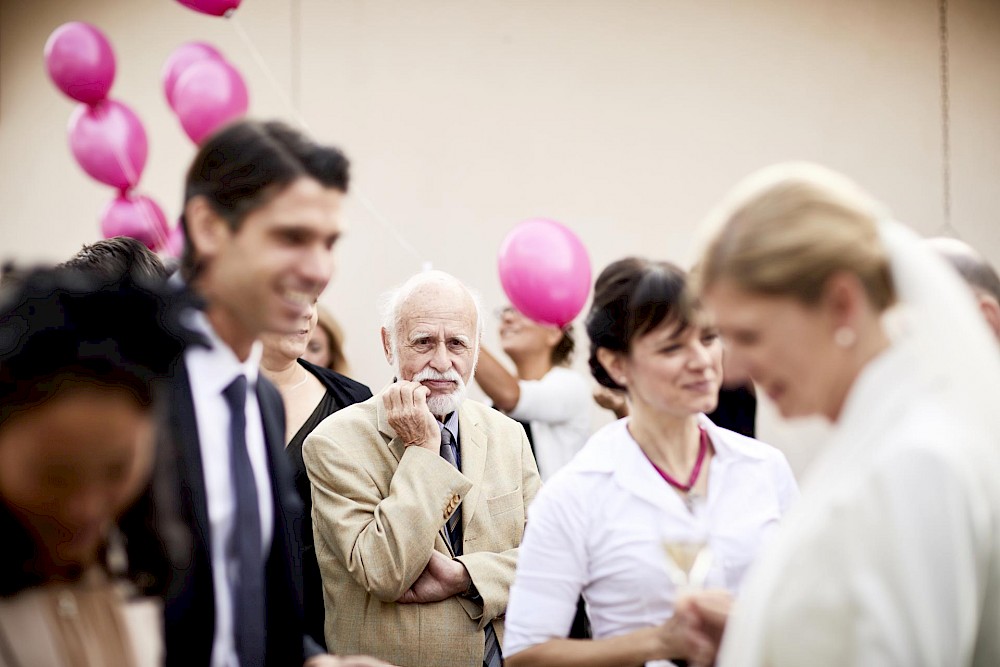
393, 356, 471, 417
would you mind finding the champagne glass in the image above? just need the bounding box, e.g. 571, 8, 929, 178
662, 494, 713, 591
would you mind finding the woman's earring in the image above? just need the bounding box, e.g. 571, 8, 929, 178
833, 326, 857, 348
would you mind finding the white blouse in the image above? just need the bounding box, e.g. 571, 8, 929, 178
503, 415, 799, 663
507, 366, 592, 481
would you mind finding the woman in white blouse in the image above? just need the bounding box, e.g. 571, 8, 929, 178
475, 306, 591, 481
504, 257, 799, 667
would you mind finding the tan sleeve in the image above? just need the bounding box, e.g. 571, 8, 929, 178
303, 427, 473, 602
456, 426, 542, 626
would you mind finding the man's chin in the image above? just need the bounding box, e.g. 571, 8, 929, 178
427, 391, 464, 417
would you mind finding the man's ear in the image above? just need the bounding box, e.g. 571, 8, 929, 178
978, 294, 1000, 342
183, 196, 229, 262
596, 347, 627, 388
381, 328, 394, 363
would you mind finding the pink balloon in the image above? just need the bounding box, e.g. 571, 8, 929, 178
175, 0, 242, 17
44, 22, 116, 105
164, 222, 186, 258
498, 219, 592, 328
100, 194, 169, 250
162, 42, 224, 109
68, 99, 148, 191
171, 58, 249, 144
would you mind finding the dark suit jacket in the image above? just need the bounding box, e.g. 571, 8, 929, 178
163, 361, 309, 667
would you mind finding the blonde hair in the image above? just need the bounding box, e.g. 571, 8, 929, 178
315, 305, 349, 374
696, 162, 895, 311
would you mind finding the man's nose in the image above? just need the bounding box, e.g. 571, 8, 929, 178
298, 244, 335, 289
429, 341, 451, 372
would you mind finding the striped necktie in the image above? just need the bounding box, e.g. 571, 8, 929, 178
438, 424, 502, 667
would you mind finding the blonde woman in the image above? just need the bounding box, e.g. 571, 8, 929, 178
681, 163, 1000, 666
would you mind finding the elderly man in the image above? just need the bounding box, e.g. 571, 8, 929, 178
926, 236, 1000, 341
303, 270, 542, 667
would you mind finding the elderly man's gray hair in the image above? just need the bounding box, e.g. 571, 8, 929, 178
378, 270, 485, 353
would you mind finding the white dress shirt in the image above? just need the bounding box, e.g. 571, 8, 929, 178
507, 366, 592, 481
184, 312, 275, 667
503, 415, 799, 665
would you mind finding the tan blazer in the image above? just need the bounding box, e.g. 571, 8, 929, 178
303, 396, 541, 667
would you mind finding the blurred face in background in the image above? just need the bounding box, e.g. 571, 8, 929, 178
703, 279, 841, 419
497, 306, 562, 363
262, 303, 319, 365
0, 387, 155, 574
304, 320, 333, 368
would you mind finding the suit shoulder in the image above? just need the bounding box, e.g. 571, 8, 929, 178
463, 400, 523, 432
309, 395, 380, 439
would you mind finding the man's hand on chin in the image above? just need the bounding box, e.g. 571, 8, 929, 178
305, 655, 397, 667
382, 381, 440, 452
396, 550, 471, 604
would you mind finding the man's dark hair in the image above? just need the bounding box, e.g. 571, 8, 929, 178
180, 119, 351, 280
586, 257, 697, 391
61, 236, 168, 284
930, 238, 1000, 302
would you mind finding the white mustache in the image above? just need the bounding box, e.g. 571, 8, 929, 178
413, 368, 464, 385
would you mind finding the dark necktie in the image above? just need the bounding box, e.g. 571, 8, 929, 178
222, 375, 266, 666
438, 425, 502, 667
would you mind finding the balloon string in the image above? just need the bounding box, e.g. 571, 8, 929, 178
105, 119, 169, 249
227, 12, 429, 268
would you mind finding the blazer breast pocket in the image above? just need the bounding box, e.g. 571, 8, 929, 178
486, 488, 522, 516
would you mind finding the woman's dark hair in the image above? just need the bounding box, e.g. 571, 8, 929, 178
0, 267, 195, 597
586, 257, 698, 391
550, 327, 576, 367
180, 119, 351, 280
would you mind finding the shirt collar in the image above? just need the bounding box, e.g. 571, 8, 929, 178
438, 410, 460, 443
186, 309, 263, 393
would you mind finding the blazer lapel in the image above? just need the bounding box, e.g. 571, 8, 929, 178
170, 363, 212, 554
457, 404, 487, 534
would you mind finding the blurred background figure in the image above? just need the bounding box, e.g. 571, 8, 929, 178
304, 305, 351, 374
260, 303, 372, 650
926, 236, 1000, 341
503, 258, 798, 667
474, 305, 591, 481
60, 236, 168, 284
681, 163, 1000, 666
0, 267, 190, 667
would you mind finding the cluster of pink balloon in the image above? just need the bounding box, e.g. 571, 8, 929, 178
498, 219, 592, 328
176, 0, 242, 17
45, 22, 170, 250
162, 42, 248, 144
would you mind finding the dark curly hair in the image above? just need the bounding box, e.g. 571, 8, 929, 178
0, 266, 195, 597
585, 257, 698, 391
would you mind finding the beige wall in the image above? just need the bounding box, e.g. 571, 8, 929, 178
2, 1, 999, 442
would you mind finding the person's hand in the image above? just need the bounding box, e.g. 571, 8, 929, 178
304, 654, 398, 667
644, 610, 716, 667
593, 386, 629, 419
396, 551, 470, 604
382, 381, 440, 452
673, 589, 734, 664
